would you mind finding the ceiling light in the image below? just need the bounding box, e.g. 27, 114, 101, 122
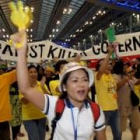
63, 8, 72, 14
2, 28, 5, 32
89, 35, 93, 38
73, 35, 76, 38
30, 29, 33, 32
31, 7, 34, 12
52, 29, 55, 32
56, 29, 59, 32
3, 35, 5, 38
25, 7, 28, 11
98, 29, 102, 33
111, 22, 115, 25
98, 10, 101, 14
69, 9, 72, 12
85, 21, 89, 25
56, 20, 60, 24
30, 35, 33, 38
64, 8, 67, 12
68, 8, 72, 14
83, 39, 86, 42
76, 29, 79, 32
93, 16, 96, 20
31, 20, 33, 23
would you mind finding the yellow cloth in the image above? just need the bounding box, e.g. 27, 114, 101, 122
0, 70, 16, 122
42, 82, 51, 95
49, 80, 61, 96
19, 81, 47, 120
134, 84, 140, 105
95, 73, 118, 111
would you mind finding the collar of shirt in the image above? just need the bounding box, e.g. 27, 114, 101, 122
65, 98, 89, 109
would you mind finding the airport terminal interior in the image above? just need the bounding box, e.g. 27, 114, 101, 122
0, 0, 140, 140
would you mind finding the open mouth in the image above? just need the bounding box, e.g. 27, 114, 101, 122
77, 90, 86, 96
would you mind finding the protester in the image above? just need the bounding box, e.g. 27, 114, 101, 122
10, 81, 24, 140
0, 68, 16, 140
19, 65, 47, 140
113, 60, 140, 140
12, 30, 107, 140
95, 46, 121, 140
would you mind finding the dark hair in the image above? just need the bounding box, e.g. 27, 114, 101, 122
28, 65, 37, 71
54, 60, 68, 72
113, 59, 124, 75
59, 69, 89, 99
135, 64, 140, 78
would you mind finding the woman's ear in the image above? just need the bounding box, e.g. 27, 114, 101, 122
62, 84, 67, 91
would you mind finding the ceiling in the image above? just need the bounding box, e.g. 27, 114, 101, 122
0, 0, 140, 50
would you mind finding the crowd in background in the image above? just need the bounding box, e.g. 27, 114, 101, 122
0, 53, 140, 140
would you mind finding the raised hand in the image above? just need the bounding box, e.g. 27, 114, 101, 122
9, 1, 33, 48
10, 30, 27, 51
9, 1, 33, 30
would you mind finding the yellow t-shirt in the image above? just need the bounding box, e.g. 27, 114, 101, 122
95, 73, 118, 111
0, 70, 16, 122
19, 81, 47, 120
134, 84, 140, 105
49, 80, 61, 96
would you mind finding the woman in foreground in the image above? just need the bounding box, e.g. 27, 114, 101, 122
12, 30, 107, 140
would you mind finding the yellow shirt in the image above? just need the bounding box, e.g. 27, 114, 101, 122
134, 84, 140, 105
19, 81, 47, 120
95, 73, 118, 111
0, 70, 16, 122
49, 80, 61, 96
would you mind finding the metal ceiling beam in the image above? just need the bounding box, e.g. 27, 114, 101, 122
0, 6, 12, 34
87, 0, 140, 13
71, 10, 127, 44
57, 2, 94, 39
26, 0, 43, 40
43, 0, 72, 39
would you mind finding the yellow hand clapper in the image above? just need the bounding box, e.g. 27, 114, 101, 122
8, 1, 33, 48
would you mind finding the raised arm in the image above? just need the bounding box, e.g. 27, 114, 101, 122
96, 45, 113, 80
12, 30, 45, 111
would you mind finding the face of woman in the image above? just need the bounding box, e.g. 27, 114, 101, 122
28, 67, 38, 81
63, 69, 89, 106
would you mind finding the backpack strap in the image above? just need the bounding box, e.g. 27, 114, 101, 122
50, 99, 65, 140
89, 101, 100, 124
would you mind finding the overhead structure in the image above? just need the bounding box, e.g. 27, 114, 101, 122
87, 0, 140, 13
0, 0, 140, 49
